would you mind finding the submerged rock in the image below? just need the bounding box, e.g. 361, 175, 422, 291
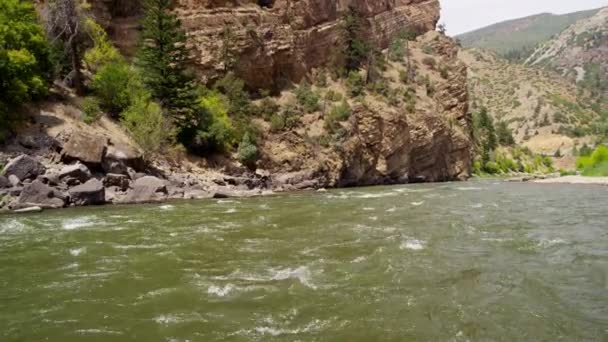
69, 179, 106, 206
1, 155, 46, 181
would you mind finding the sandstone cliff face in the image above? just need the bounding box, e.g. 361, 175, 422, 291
88, 0, 472, 186
93, 0, 440, 89
259, 32, 472, 187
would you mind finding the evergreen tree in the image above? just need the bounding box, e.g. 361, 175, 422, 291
342, 5, 369, 71
137, 0, 198, 128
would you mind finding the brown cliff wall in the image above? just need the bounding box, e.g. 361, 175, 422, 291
92, 0, 440, 89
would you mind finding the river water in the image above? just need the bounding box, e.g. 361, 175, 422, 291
1, 181, 607, 341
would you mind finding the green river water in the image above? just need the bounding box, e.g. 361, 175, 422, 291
1, 180, 607, 341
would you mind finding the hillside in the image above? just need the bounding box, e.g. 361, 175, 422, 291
456, 9, 600, 60
460, 49, 599, 156
525, 7, 608, 94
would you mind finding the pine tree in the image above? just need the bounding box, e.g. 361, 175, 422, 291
342, 5, 369, 71
137, 0, 198, 127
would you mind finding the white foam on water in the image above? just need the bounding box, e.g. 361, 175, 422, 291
69, 247, 86, 256
154, 313, 206, 325
355, 192, 398, 199
75, 329, 123, 335
368, 216, 378, 221
537, 238, 567, 248
470, 203, 484, 208
207, 284, 236, 297
400, 239, 426, 251
456, 187, 483, 191
238, 319, 330, 337
159, 204, 174, 210
137, 288, 177, 300
362, 207, 375, 211
386, 207, 397, 212
217, 200, 239, 204
113, 244, 166, 250
0, 219, 28, 234
270, 266, 317, 289
351, 256, 367, 263
62, 216, 98, 230
411, 201, 425, 206
224, 208, 237, 214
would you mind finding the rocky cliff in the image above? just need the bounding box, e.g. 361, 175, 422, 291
92, 0, 440, 89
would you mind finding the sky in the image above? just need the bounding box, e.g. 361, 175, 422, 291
440, 0, 608, 35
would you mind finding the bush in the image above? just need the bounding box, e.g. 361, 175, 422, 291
194, 93, 235, 153
214, 72, 251, 117
237, 132, 259, 168
81, 97, 102, 124
325, 99, 352, 132
0, 0, 51, 131
422, 56, 436, 69
325, 90, 343, 102
121, 97, 172, 159
346, 71, 365, 97
255, 97, 279, 119
577, 145, 608, 176
484, 161, 500, 174
295, 81, 320, 113
91, 62, 142, 116
83, 19, 123, 73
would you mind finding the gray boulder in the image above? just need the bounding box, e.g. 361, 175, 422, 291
0, 176, 8, 189
122, 176, 167, 204
8, 175, 20, 187
1, 155, 46, 181
17, 180, 66, 209
104, 173, 130, 191
68, 179, 105, 206
59, 163, 92, 184
102, 144, 144, 174
62, 132, 107, 166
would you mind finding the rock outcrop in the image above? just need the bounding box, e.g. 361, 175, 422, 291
69, 179, 106, 206
92, 0, 441, 89
1, 155, 46, 181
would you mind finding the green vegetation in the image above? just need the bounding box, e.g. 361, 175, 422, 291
137, 0, 198, 130
295, 81, 320, 113
0, 0, 52, 141
121, 96, 173, 160
81, 97, 102, 124
342, 5, 369, 71
325, 100, 352, 133
576, 145, 608, 176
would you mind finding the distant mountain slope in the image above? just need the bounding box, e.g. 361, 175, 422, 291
460, 49, 600, 156
456, 8, 600, 59
525, 7, 608, 97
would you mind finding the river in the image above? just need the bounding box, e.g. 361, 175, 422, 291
1, 181, 607, 341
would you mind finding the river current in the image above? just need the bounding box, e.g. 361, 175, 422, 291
1, 180, 607, 341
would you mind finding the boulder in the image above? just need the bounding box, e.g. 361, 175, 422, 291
62, 132, 107, 166
59, 163, 92, 184
104, 173, 130, 191
122, 176, 167, 204
0, 176, 8, 189
68, 179, 105, 206
17, 180, 66, 209
8, 175, 20, 187
1, 155, 46, 181
102, 144, 144, 174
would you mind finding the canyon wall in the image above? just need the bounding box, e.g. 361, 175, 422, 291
93, 0, 440, 89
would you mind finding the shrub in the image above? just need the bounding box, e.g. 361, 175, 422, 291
237, 132, 259, 168
81, 97, 102, 124
295, 81, 320, 113
439, 66, 449, 79
83, 19, 123, 73
0, 0, 51, 132
346, 71, 365, 97
577, 145, 608, 176
195, 93, 235, 152
121, 97, 172, 159
214, 72, 251, 117
256, 97, 279, 119
484, 161, 500, 174
325, 99, 352, 132
270, 114, 285, 132
325, 90, 343, 102
91, 62, 141, 116
422, 56, 436, 69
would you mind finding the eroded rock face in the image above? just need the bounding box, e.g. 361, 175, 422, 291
261, 32, 473, 186
92, 0, 440, 89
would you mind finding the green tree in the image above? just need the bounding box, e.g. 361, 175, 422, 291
342, 5, 369, 71
0, 0, 52, 140
43, 0, 89, 93
137, 0, 198, 128
496, 121, 515, 146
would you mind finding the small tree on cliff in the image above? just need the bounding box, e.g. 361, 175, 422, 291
342, 5, 369, 71
137, 0, 198, 128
